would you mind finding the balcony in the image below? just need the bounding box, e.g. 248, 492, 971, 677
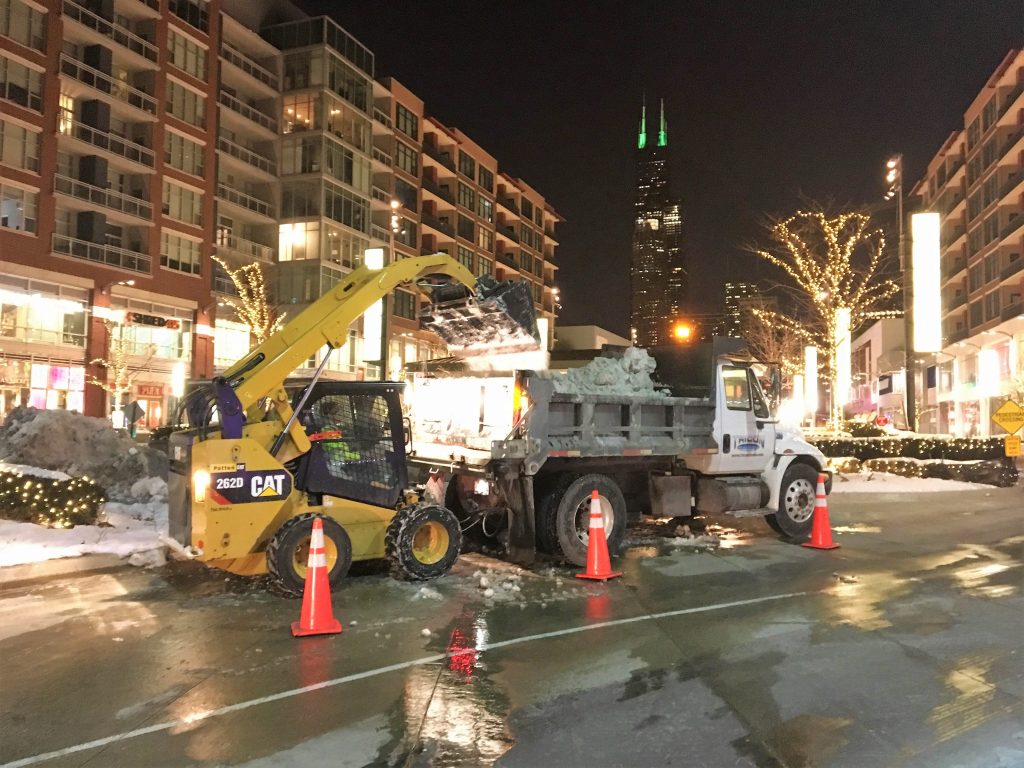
52, 233, 150, 273
217, 135, 276, 176
215, 234, 274, 264
371, 185, 391, 204
213, 272, 240, 297
998, 82, 1023, 120
421, 212, 454, 237
59, 54, 156, 115
497, 252, 517, 270
497, 225, 519, 244
1001, 301, 1023, 322
216, 183, 275, 218
946, 327, 968, 345
498, 196, 519, 214
55, 174, 153, 220
218, 90, 277, 133
219, 42, 278, 90
64, 119, 155, 168
1001, 259, 1023, 281
369, 223, 390, 241
1001, 215, 1022, 239
62, 1, 159, 64
373, 107, 392, 129
942, 259, 967, 280
940, 227, 965, 250
946, 293, 967, 311
421, 177, 453, 204
371, 146, 393, 167
422, 143, 455, 172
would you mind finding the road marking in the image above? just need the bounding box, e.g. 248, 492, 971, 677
1, 590, 809, 768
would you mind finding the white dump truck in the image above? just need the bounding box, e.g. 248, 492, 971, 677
405, 339, 831, 567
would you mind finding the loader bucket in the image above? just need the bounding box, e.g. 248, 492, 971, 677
420, 276, 540, 357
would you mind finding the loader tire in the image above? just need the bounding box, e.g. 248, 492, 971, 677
386, 505, 462, 580
551, 474, 626, 567
536, 473, 578, 554
766, 463, 818, 541
267, 514, 353, 597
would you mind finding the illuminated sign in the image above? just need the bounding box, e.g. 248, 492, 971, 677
911, 212, 941, 352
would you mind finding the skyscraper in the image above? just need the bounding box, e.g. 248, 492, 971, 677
630, 98, 685, 347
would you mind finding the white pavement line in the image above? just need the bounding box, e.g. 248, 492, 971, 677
1, 590, 810, 768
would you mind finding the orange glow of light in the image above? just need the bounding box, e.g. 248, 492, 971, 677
673, 323, 692, 341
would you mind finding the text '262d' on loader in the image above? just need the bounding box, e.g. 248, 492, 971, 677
167, 253, 539, 595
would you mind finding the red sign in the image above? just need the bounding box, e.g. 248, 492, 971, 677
136, 384, 164, 397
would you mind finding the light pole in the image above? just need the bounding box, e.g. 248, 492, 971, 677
380, 198, 401, 381
885, 154, 915, 431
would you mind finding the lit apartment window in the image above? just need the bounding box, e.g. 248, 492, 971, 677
166, 79, 206, 128
160, 231, 201, 274
0, 55, 42, 111
162, 180, 203, 226
395, 104, 418, 140
0, 182, 37, 232
0, 0, 45, 50
476, 226, 493, 252
168, 29, 207, 80
164, 129, 204, 176
58, 93, 73, 135
477, 197, 493, 223
0, 120, 39, 172
476, 257, 492, 277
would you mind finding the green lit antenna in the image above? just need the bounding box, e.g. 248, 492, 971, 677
658, 98, 667, 147
638, 95, 647, 150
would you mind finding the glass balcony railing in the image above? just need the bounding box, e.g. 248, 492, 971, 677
66, 119, 154, 167
371, 146, 393, 167
216, 183, 275, 218
373, 107, 392, 129
217, 135, 276, 175
59, 54, 156, 114
218, 90, 277, 132
220, 42, 279, 90
54, 173, 153, 219
52, 233, 151, 273
215, 234, 275, 263
62, 0, 158, 62
369, 223, 390, 241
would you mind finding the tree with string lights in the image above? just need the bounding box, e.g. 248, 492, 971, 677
739, 298, 803, 382
213, 257, 285, 346
751, 209, 899, 431
89, 321, 156, 414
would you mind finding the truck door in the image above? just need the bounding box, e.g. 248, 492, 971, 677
717, 365, 776, 473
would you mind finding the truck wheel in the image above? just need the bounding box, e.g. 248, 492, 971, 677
552, 474, 626, 567
766, 463, 818, 540
537, 473, 578, 554
386, 505, 462, 580
267, 514, 353, 597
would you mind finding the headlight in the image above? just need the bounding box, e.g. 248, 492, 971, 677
473, 478, 491, 496
193, 470, 210, 503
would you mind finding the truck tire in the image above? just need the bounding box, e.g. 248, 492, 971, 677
267, 514, 353, 597
766, 463, 818, 540
551, 474, 626, 567
536, 473, 578, 554
386, 505, 462, 580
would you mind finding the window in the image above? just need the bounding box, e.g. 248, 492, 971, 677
722, 367, 751, 410
457, 214, 474, 242
458, 150, 475, 178
478, 166, 493, 192
393, 290, 416, 320
969, 300, 982, 326
476, 226, 493, 252
0, 183, 36, 232
519, 250, 531, 270
983, 213, 999, 245
456, 246, 474, 271
169, 0, 207, 32
162, 180, 202, 226
283, 94, 317, 133
395, 141, 418, 176
982, 175, 999, 208
166, 79, 205, 127
0, 55, 42, 111
476, 257, 492, 277
520, 198, 533, 219
458, 182, 474, 210
966, 117, 980, 149
323, 179, 368, 232
967, 156, 981, 186
160, 231, 201, 274
164, 130, 203, 176
0, 119, 38, 171
112, 298, 193, 359
535, 208, 543, 227
0, 277, 87, 349
981, 97, 997, 132
394, 177, 416, 210
984, 252, 998, 284
324, 51, 368, 112
0, 0, 45, 50
478, 196, 493, 223
214, 318, 251, 368
395, 104, 418, 140
168, 29, 207, 79
748, 370, 770, 418
981, 138, 997, 169
984, 291, 1000, 320
969, 263, 983, 292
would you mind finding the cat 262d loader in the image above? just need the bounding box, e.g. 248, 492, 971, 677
167, 253, 538, 595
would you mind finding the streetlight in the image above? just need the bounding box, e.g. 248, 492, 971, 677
672, 322, 693, 342
884, 153, 915, 431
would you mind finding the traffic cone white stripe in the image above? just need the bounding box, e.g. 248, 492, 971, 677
308, 553, 327, 569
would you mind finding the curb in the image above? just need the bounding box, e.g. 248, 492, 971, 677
0, 554, 129, 589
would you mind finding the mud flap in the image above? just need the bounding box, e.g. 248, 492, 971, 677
502, 475, 536, 566
420, 277, 539, 357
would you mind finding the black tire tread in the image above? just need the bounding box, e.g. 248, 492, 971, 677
266, 513, 352, 597
385, 505, 462, 581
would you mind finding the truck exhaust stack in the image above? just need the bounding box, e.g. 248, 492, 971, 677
420, 276, 541, 358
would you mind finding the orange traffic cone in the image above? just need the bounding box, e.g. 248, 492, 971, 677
802, 473, 840, 550
291, 517, 342, 637
576, 490, 622, 581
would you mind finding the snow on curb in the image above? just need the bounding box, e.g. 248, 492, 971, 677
830, 472, 983, 493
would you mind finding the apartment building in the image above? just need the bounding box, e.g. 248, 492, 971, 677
912, 49, 1023, 436
0, 0, 561, 422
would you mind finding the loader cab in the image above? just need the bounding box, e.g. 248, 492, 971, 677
290, 381, 409, 508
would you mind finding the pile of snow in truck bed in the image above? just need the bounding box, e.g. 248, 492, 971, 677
546, 347, 668, 397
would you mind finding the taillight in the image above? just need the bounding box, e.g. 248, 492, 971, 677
512, 376, 529, 427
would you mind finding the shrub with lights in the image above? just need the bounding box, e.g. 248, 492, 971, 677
0, 469, 107, 528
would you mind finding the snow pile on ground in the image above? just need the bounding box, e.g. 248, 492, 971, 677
547, 348, 668, 397
0, 462, 71, 481
830, 472, 983, 493
0, 407, 167, 500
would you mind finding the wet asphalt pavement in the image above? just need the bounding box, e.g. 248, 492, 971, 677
1, 486, 1022, 768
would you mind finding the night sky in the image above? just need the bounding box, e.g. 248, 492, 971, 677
302, 1, 1022, 337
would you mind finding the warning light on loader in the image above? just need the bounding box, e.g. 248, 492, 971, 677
192, 470, 210, 503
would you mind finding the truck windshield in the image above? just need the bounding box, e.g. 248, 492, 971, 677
748, 370, 771, 419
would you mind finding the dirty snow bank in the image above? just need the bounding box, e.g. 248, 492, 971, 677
545, 348, 668, 397
0, 407, 167, 500
830, 472, 982, 493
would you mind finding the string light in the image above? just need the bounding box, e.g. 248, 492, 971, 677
0, 469, 106, 528
213, 257, 285, 346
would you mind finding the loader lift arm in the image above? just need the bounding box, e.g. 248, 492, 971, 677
212, 254, 478, 459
